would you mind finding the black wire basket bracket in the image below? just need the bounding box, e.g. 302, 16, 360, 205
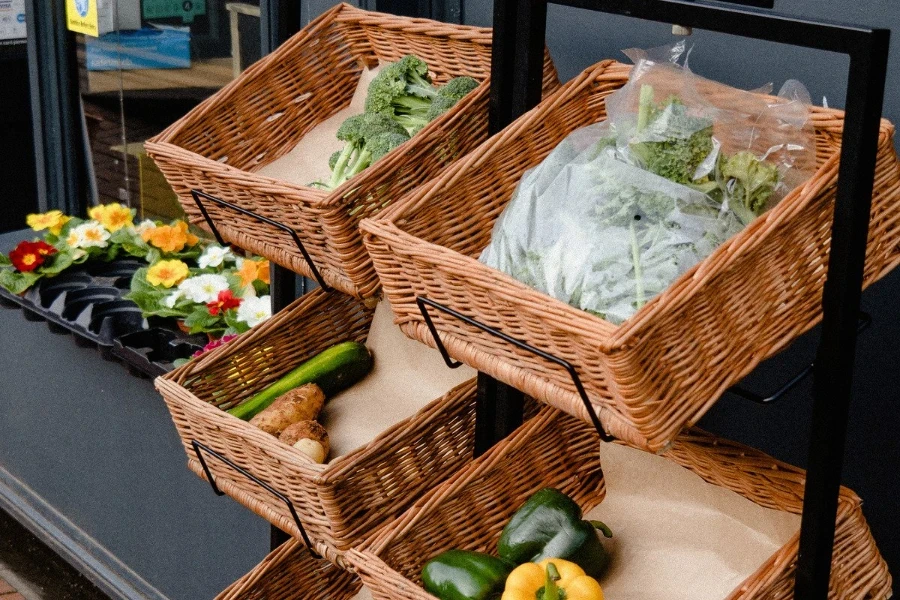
190, 189, 332, 293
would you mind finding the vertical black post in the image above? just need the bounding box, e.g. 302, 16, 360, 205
24, 0, 88, 216
475, 0, 550, 458
794, 30, 890, 600
260, 0, 303, 551
260, 0, 301, 56
474, 373, 525, 457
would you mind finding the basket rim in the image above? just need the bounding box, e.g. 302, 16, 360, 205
351, 427, 864, 590
145, 3, 503, 211
361, 56, 898, 350
158, 287, 481, 480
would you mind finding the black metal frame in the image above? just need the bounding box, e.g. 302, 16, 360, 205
190, 190, 332, 292
24, 0, 90, 216
482, 1, 889, 598
191, 441, 321, 558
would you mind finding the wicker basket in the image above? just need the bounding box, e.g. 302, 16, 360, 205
347, 408, 891, 600
145, 3, 559, 300
155, 288, 489, 554
360, 59, 900, 452
216, 539, 363, 600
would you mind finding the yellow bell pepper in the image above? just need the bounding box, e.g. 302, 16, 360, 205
501, 558, 604, 600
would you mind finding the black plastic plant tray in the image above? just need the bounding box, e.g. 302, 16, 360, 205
0, 259, 206, 378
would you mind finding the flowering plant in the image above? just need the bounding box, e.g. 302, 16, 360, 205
126, 250, 272, 336
0, 204, 204, 295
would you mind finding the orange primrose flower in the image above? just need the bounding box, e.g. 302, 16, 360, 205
237, 258, 270, 288
142, 221, 199, 254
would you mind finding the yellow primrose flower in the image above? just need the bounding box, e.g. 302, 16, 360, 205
27, 210, 71, 235
141, 221, 199, 254
89, 203, 134, 232
147, 260, 190, 288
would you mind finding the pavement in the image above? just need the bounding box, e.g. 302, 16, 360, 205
0, 510, 109, 600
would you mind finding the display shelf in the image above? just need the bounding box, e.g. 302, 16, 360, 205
0, 254, 205, 378
477, 1, 890, 599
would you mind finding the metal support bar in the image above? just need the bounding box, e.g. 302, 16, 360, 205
795, 32, 890, 600
417, 296, 615, 442
24, 0, 89, 216
191, 441, 320, 558
475, 373, 525, 457
490, 1, 889, 598
190, 190, 332, 292
728, 313, 871, 405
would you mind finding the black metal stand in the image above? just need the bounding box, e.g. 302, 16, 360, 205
478, 1, 890, 598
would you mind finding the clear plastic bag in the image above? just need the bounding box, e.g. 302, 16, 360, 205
480, 43, 814, 324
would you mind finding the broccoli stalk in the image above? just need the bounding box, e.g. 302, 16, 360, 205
636, 84, 656, 133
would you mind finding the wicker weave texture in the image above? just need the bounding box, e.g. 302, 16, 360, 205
360, 59, 900, 452
155, 288, 483, 552
347, 413, 891, 600
145, 3, 559, 299
216, 538, 361, 600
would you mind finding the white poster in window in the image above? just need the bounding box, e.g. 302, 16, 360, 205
0, 0, 26, 41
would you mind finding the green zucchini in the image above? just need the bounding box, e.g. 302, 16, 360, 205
227, 341, 373, 421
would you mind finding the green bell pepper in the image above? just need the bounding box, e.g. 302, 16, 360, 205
497, 488, 613, 580
422, 549, 514, 600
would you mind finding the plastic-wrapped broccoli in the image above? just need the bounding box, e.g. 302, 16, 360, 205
480, 49, 812, 324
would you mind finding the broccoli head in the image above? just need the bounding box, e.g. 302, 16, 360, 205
367, 131, 410, 162
365, 55, 438, 133
328, 150, 342, 171
421, 76, 479, 125
720, 150, 780, 225
326, 113, 413, 189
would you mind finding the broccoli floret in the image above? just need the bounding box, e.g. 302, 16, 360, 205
629, 85, 716, 185
367, 131, 410, 162
439, 76, 478, 102
328, 150, 342, 171
720, 150, 780, 225
365, 55, 438, 133
326, 113, 412, 189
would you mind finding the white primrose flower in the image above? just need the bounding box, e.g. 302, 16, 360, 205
163, 290, 183, 308
236, 295, 272, 328
134, 219, 157, 235
177, 274, 230, 304
66, 221, 110, 249
198, 245, 235, 269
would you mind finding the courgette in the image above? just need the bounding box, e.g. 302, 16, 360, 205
227, 341, 373, 420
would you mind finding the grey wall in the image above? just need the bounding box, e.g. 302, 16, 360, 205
464, 0, 900, 151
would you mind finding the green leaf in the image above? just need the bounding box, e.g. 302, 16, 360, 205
146, 248, 162, 265
252, 280, 269, 297
41, 251, 75, 275
223, 309, 249, 334
0, 270, 41, 294
172, 358, 191, 369
121, 240, 149, 259
184, 305, 224, 334
59, 218, 83, 237
0, 254, 11, 267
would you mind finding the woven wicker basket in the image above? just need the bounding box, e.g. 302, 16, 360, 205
155, 288, 488, 554
347, 408, 891, 600
216, 539, 362, 600
360, 59, 900, 452
145, 3, 559, 300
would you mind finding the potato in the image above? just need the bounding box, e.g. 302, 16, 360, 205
280, 420, 329, 463
248, 383, 325, 436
